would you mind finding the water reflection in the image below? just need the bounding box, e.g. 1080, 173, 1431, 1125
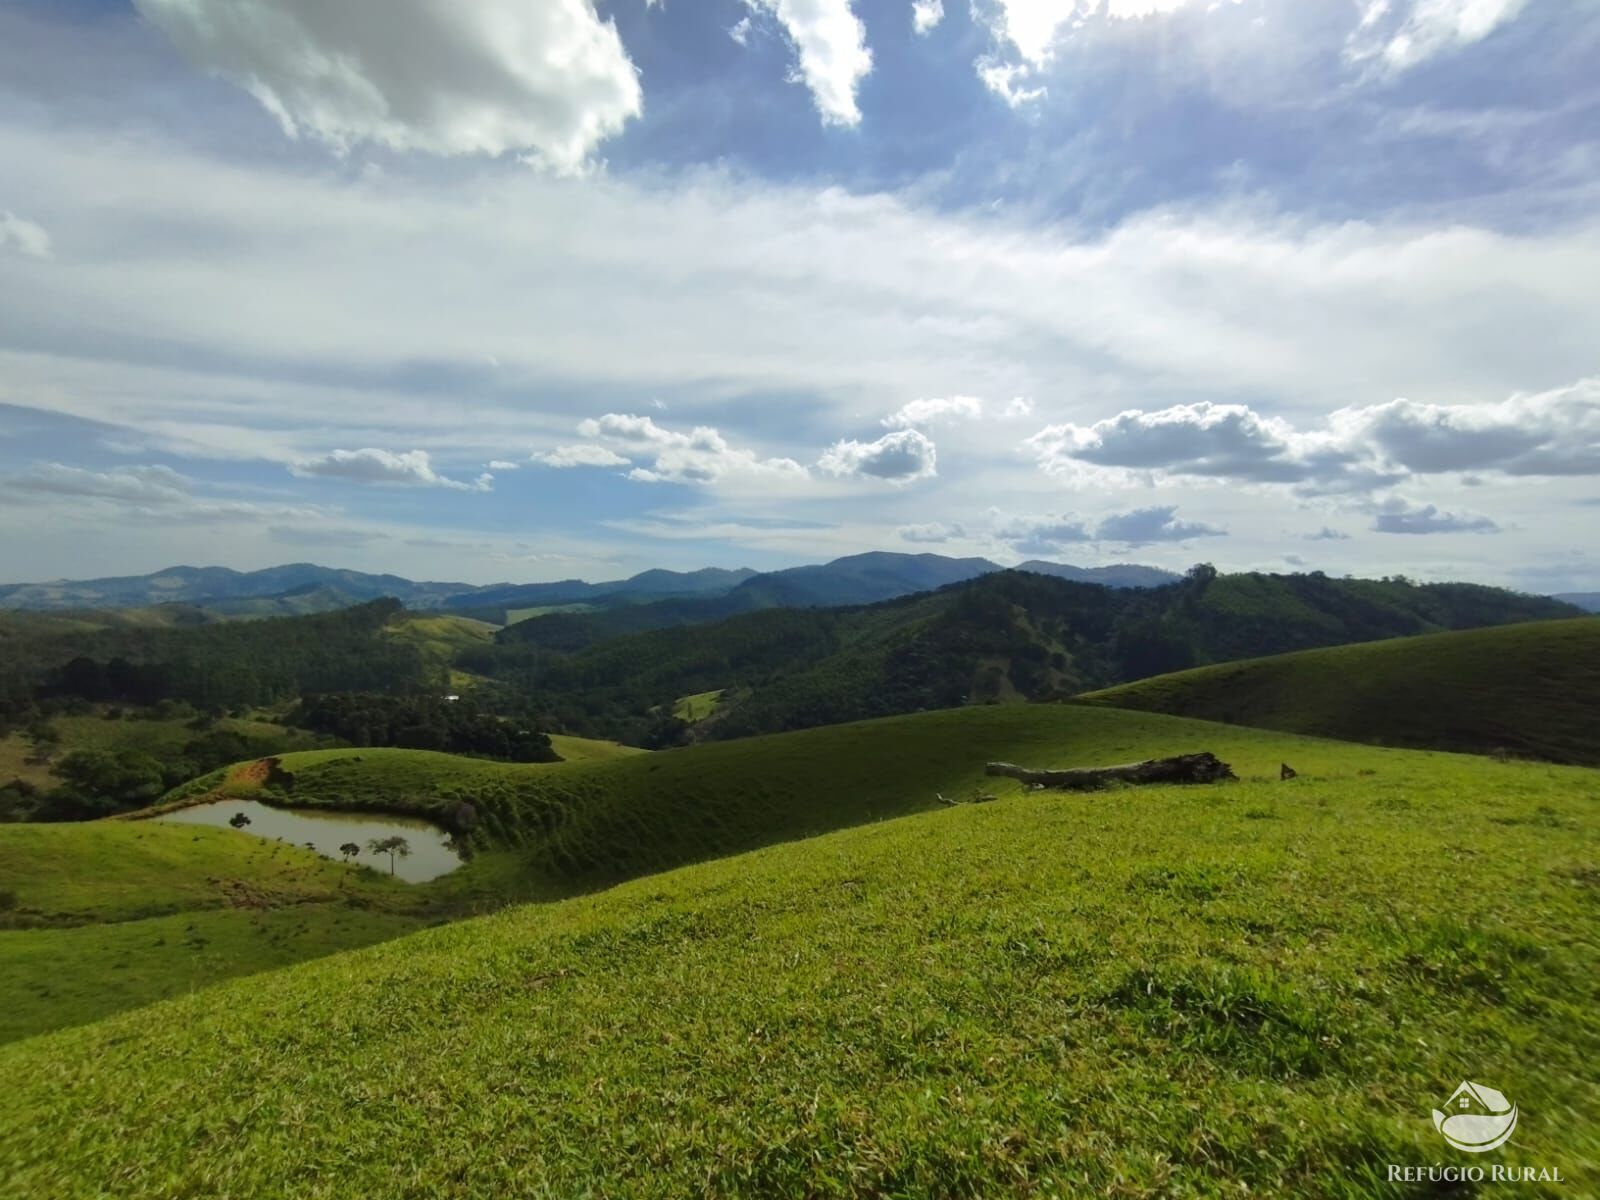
158, 798, 463, 883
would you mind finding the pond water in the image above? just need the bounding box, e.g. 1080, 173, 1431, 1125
157, 799, 463, 883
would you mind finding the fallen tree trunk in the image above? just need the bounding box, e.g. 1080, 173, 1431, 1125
985, 752, 1237, 791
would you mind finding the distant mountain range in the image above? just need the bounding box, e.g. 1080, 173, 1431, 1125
0, 554, 1183, 619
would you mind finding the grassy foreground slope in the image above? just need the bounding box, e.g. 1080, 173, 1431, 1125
1080, 618, 1600, 765
1, 719, 1596, 1197
0, 821, 430, 1041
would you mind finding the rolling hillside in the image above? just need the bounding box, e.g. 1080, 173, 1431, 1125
2, 704, 1595, 1196
0, 819, 431, 1041
486, 568, 1583, 744
1079, 617, 1600, 765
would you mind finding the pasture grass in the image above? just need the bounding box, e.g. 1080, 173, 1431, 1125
1, 708, 1595, 1197
1080, 617, 1600, 765
673, 688, 726, 722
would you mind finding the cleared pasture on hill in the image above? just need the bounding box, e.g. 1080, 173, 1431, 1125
1, 710, 1595, 1197
1080, 618, 1600, 765
0, 819, 429, 1042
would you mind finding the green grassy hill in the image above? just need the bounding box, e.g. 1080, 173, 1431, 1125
1079, 617, 1600, 765
1, 705, 1595, 1196
0, 820, 431, 1041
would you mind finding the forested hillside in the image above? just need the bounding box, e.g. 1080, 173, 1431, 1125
0, 600, 433, 712
474, 568, 1580, 743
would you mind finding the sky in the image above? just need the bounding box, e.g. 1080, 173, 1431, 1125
0, 0, 1597, 591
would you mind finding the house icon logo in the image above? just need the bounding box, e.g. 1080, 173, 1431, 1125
1433, 1082, 1518, 1153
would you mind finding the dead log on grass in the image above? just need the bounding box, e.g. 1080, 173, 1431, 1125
985, 752, 1237, 791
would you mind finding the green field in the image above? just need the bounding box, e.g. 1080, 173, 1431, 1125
0, 819, 432, 1041
1, 702, 1595, 1196
1080, 618, 1600, 765
505, 602, 594, 625
547, 733, 649, 762
673, 688, 725, 722
382, 612, 500, 669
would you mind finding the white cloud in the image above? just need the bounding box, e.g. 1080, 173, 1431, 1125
0, 211, 51, 258
487, 460, 520, 471
912, 0, 944, 35
1350, 0, 1531, 72
292, 448, 491, 490
1004, 397, 1034, 419
819, 428, 938, 482
883, 396, 984, 428
573, 413, 807, 484
899, 520, 965, 543
0, 462, 334, 527
1370, 496, 1499, 534
1027, 381, 1600, 494
7, 462, 190, 506
6, 123, 1600, 496
729, 16, 754, 46
533, 444, 630, 469
133, 0, 642, 171
747, 0, 873, 127
975, 56, 1045, 107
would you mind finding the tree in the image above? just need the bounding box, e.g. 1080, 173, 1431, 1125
339, 842, 360, 864
367, 835, 411, 876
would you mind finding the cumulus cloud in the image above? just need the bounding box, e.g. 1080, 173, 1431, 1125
974, 0, 1195, 102
1095, 505, 1225, 544
1349, 0, 1531, 72
1004, 397, 1034, 419
487, 460, 520, 471
0, 211, 51, 258
818, 428, 937, 482
991, 504, 1223, 552
1027, 381, 1600, 495
899, 520, 965, 543
883, 396, 984, 428
572, 413, 807, 484
912, 0, 944, 35
292, 448, 491, 490
1370, 496, 1499, 534
1307, 526, 1351, 541
532, 444, 630, 469
993, 512, 1094, 555
745, 0, 873, 127
133, 0, 642, 171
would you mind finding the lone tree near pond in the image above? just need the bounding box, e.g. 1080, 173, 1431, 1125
367, 835, 411, 876
339, 842, 360, 864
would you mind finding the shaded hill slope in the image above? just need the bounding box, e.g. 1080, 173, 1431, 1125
1079, 617, 1600, 764
3, 714, 1595, 1196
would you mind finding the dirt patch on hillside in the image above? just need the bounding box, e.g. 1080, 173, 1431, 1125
232, 757, 296, 792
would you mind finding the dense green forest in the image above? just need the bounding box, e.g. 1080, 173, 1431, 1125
288, 693, 558, 762
0, 600, 434, 717
470, 567, 1581, 743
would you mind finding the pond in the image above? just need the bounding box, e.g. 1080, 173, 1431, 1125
157, 798, 464, 883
